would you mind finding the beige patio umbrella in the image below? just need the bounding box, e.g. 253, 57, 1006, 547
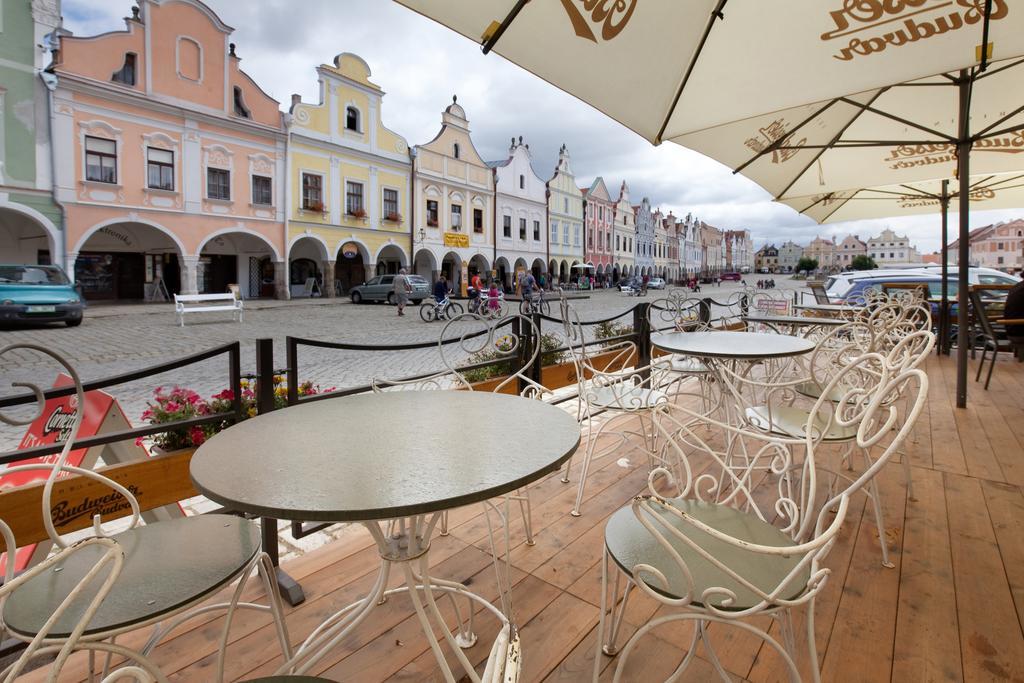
393, 1, 1024, 407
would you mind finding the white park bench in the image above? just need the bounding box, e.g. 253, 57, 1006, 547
173, 293, 243, 327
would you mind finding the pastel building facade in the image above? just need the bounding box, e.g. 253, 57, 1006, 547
489, 136, 547, 289
700, 222, 724, 276
868, 228, 920, 264
652, 209, 671, 280
582, 177, 613, 282
633, 197, 654, 277
287, 53, 411, 297
679, 214, 701, 277
803, 236, 837, 270
0, 0, 63, 266
50, 0, 287, 300
777, 240, 804, 273
546, 144, 584, 285
756, 244, 779, 272
612, 181, 633, 280
953, 219, 1024, 271
837, 234, 867, 266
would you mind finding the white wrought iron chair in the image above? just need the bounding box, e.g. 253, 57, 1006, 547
594, 351, 928, 682
0, 343, 291, 683
645, 293, 716, 412
556, 293, 672, 517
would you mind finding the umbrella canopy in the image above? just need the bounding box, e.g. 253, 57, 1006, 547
781, 172, 1024, 223
394, 0, 1024, 143
675, 57, 1024, 201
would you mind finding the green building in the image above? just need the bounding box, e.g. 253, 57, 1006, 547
0, 0, 63, 265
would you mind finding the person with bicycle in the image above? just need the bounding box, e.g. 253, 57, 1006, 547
468, 272, 484, 313
433, 275, 451, 310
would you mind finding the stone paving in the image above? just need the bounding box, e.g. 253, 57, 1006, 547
0, 277, 804, 560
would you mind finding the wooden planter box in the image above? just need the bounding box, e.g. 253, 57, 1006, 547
468, 347, 633, 395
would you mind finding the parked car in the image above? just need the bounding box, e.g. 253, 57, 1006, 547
0, 264, 85, 327
349, 274, 430, 304
647, 277, 666, 290
617, 277, 642, 292
825, 265, 1018, 301
720, 272, 742, 281
836, 275, 958, 314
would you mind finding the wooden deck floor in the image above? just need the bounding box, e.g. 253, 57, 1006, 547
21, 353, 1024, 682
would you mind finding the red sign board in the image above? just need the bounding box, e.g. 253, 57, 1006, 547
2, 375, 116, 570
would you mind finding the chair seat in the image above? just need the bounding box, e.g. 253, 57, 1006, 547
605, 498, 809, 610
668, 356, 710, 374
4, 514, 260, 639
588, 385, 667, 410
793, 380, 847, 403
745, 405, 857, 441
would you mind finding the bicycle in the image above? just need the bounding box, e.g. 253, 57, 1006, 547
419, 295, 464, 322
519, 289, 551, 316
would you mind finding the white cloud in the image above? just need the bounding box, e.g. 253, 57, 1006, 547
60, 0, 1023, 253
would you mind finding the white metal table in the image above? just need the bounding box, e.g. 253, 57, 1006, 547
793, 302, 863, 317
191, 391, 581, 681
743, 313, 846, 337
651, 330, 816, 361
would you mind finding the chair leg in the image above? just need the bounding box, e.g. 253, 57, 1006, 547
902, 448, 915, 502
572, 414, 611, 517
516, 487, 535, 546
864, 451, 895, 569
806, 598, 822, 683
976, 345, 987, 382
439, 510, 449, 536
984, 348, 997, 390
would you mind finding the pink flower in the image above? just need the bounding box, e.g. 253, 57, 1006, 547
186, 392, 200, 405
212, 389, 234, 401
154, 386, 165, 396
197, 403, 210, 416
189, 426, 206, 446
141, 409, 154, 421
164, 401, 181, 413
135, 436, 145, 447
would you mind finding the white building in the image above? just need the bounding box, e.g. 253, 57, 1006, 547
868, 228, 920, 265
679, 213, 702, 277
489, 136, 548, 288
634, 198, 655, 277
546, 144, 584, 286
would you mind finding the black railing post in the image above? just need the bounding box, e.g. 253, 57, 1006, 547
512, 316, 528, 394
255, 337, 305, 606
285, 336, 299, 406
634, 303, 651, 376
228, 342, 243, 424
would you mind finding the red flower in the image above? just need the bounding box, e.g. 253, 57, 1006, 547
212, 389, 234, 401
164, 401, 182, 413
189, 426, 206, 446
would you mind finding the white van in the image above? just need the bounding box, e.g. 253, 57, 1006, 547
824, 266, 1019, 300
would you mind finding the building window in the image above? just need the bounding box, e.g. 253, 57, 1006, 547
302, 173, 323, 211
519, 174, 525, 189
383, 188, 399, 219
453, 143, 460, 159
207, 168, 231, 200
564, 224, 570, 245
85, 136, 117, 184
599, 206, 604, 220
111, 53, 136, 86
606, 233, 611, 250
346, 181, 364, 215
451, 204, 462, 229
574, 225, 580, 246
588, 229, 592, 249
345, 106, 360, 132
146, 148, 174, 190
252, 175, 272, 205
616, 235, 621, 251
502, 215, 512, 238
519, 218, 527, 241
533, 220, 541, 241
551, 220, 559, 243
564, 197, 569, 213
426, 200, 438, 226
233, 87, 250, 119
997, 242, 1004, 250
473, 208, 483, 233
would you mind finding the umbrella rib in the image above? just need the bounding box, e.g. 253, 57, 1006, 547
774, 140, 948, 149
481, 0, 530, 55
973, 101, 1024, 139
835, 97, 956, 142
973, 56, 1024, 81
654, 0, 728, 145
731, 98, 841, 175
773, 90, 888, 199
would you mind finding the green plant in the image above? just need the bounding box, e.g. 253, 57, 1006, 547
462, 332, 565, 383
850, 254, 877, 270
796, 257, 819, 273
594, 320, 634, 346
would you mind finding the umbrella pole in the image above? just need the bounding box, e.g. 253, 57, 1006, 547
940, 180, 950, 356
955, 71, 972, 409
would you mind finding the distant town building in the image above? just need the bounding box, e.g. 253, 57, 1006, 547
755, 244, 779, 272
546, 144, 584, 286
489, 136, 548, 289
612, 181, 634, 280
777, 241, 803, 273
948, 218, 1024, 272
653, 209, 674, 280
837, 235, 868, 267
582, 177, 614, 283
633, 198, 655, 278
412, 96, 494, 293
724, 229, 753, 272
867, 228, 920, 265
803, 236, 838, 270
679, 213, 701, 277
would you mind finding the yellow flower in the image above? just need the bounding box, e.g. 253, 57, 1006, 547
247, 407, 257, 417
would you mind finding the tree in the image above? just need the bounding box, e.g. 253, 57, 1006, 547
796, 257, 819, 273
850, 255, 877, 271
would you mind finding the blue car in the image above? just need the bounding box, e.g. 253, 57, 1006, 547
839, 274, 959, 315
0, 264, 86, 327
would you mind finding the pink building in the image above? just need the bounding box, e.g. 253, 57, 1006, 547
51, 0, 287, 300
582, 177, 614, 284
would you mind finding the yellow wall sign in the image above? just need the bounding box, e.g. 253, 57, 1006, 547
443, 232, 469, 248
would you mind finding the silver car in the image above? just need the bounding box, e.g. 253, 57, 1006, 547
349, 274, 429, 304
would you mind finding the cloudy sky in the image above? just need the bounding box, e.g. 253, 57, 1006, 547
61, 0, 1024, 253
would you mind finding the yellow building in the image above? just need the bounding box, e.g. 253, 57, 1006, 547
286, 53, 411, 297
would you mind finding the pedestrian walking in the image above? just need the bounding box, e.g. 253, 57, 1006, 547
393, 268, 412, 316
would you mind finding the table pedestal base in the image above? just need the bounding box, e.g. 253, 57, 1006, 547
275, 511, 512, 683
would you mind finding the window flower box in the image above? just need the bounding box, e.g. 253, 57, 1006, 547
427, 219, 439, 227
385, 212, 403, 223
302, 201, 326, 214
347, 207, 367, 219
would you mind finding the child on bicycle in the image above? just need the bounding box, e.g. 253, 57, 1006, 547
487, 280, 501, 313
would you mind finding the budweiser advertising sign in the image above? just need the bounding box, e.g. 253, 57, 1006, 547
1, 375, 115, 570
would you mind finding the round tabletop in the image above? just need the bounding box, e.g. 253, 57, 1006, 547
651, 330, 816, 359
744, 314, 845, 326
793, 303, 860, 312
190, 391, 581, 523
